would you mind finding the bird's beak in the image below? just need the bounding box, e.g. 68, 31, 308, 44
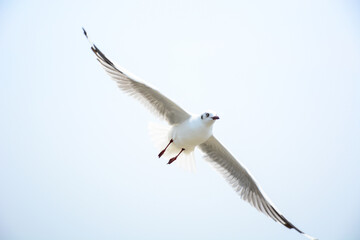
212, 116, 220, 120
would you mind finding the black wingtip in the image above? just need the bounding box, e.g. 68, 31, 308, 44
82, 27, 88, 38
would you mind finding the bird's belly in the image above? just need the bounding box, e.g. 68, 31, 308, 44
171, 125, 211, 150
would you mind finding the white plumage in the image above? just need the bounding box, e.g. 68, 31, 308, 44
83, 28, 317, 240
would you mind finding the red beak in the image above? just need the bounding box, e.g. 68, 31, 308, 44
212, 116, 220, 120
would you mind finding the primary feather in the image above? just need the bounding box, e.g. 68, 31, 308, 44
199, 136, 317, 240
83, 28, 190, 125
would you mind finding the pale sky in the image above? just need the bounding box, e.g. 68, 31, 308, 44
1, 0, 360, 240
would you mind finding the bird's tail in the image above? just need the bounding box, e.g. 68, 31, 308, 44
148, 122, 196, 172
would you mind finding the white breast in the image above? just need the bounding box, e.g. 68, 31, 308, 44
171, 116, 213, 150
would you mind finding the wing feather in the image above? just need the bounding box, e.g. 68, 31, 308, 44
199, 136, 317, 240
83, 28, 190, 125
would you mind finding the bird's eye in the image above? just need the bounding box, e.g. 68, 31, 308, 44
206, 113, 209, 118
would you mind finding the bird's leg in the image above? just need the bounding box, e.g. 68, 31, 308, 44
158, 139, 173, 158
167, 148, 185, 165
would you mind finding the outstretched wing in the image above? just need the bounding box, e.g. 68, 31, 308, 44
199, 136, 317, 240
83, 28, 191, 125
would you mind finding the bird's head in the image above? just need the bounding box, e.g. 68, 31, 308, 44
200, 111, 220, 124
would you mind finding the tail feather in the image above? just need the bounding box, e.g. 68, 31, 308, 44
148, 122, 196, 172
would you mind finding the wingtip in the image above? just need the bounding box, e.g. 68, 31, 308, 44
302, 233, 318, 240
290, 222, 317, 240
82, 27, 95, 50
82, 27, 88, 38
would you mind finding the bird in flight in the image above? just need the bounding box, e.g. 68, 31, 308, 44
83, 28, 317, 240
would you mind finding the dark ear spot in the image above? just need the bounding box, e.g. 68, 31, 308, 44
201, 115, 203, 120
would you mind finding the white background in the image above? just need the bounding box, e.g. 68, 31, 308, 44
1, 0, 359, 239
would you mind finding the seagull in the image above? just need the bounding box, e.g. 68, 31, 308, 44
83, 28, 317, 240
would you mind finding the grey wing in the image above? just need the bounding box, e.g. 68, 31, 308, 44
199, 136, 316, 240
83, 28, 190, 125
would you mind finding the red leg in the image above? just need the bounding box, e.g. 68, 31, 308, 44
158, 139, 173, 158
167, 148, 185, 164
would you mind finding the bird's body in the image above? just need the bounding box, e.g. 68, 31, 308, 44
83, 28, 317, 240
171, 114, 215, 151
